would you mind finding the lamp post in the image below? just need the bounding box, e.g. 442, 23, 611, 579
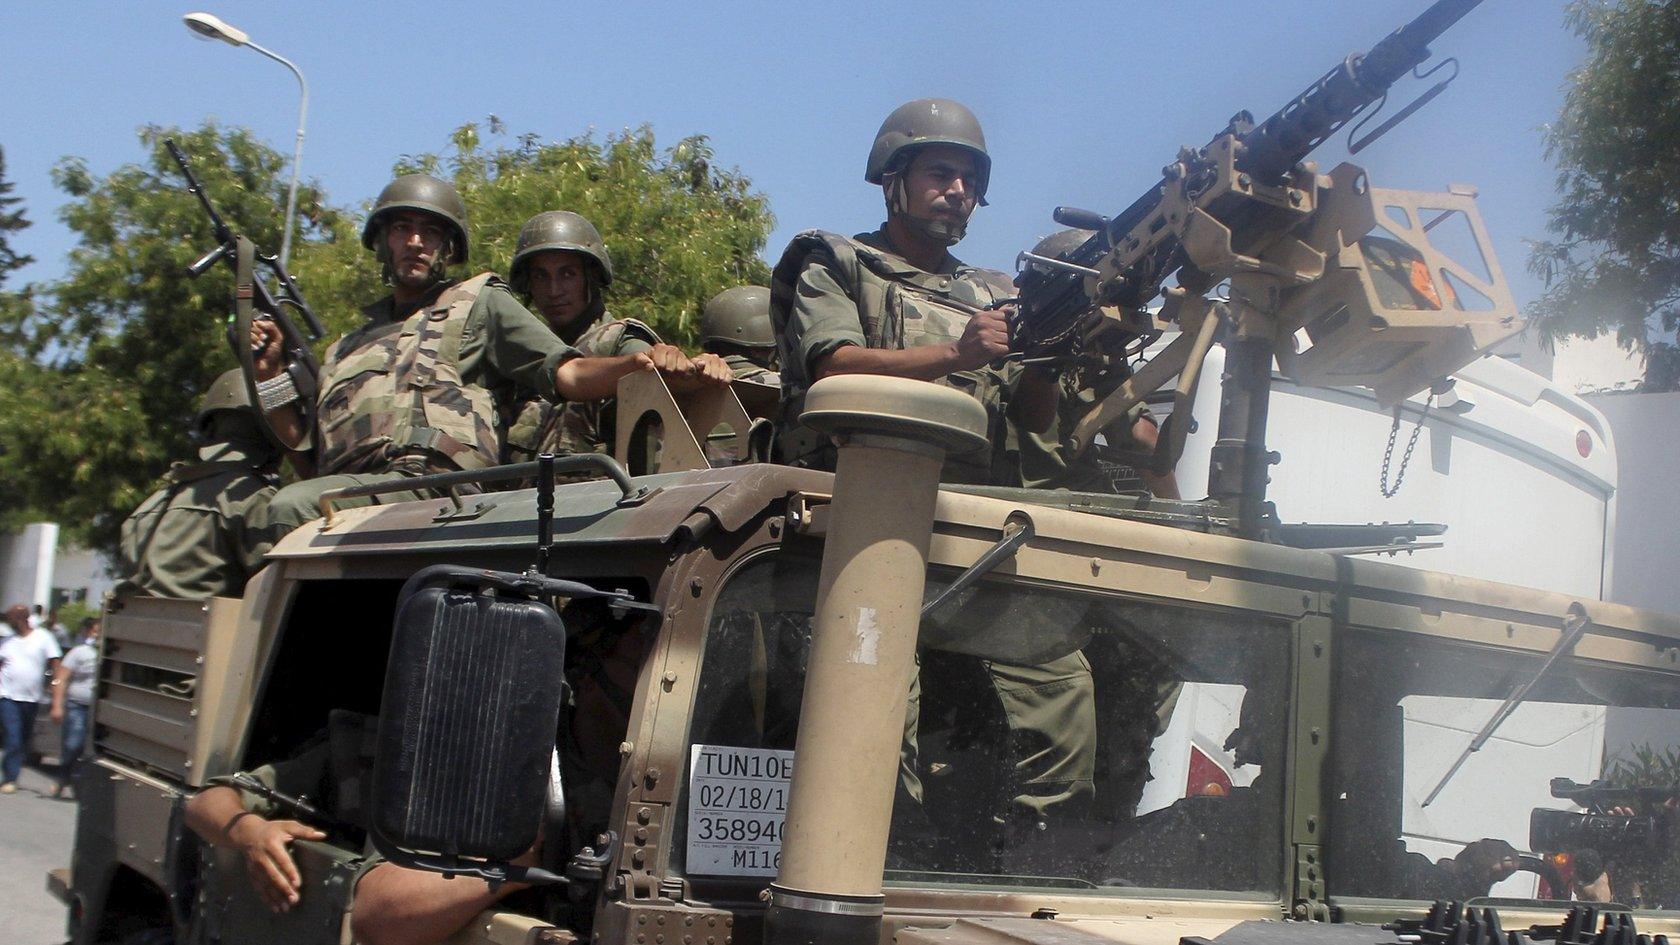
183, 12, 308, 268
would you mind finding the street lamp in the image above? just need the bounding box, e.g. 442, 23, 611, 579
182, 12, 308, 268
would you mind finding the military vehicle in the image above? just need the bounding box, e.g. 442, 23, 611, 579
49, 1, 1680, 943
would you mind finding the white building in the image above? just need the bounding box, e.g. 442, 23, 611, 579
0, 522, 118, 613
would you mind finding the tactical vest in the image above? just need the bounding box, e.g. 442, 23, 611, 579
502, 313, 659, 463
769, 230, 1015, 483
316, 274, 502, 476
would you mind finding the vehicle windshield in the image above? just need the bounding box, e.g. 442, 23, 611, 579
676, 549, 1292, 898
1328, 625, 1680, 912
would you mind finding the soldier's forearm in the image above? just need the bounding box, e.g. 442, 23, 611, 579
352, 862, 524, 945
264, 403, 308, 451
554, 354, 650, 401
183, 785, 249, 850
815, 343, 965, 383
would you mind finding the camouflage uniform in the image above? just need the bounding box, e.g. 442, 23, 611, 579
1013, 377, 1154, 492
267, 275, 580, 532
721, 354, 778, 386
770, 227, 1016, 484
116, 440, 284, 599
501, 303, 657, 463
770, 225, 1095, 826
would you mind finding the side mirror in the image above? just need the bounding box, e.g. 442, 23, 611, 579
372, 566, 655, 885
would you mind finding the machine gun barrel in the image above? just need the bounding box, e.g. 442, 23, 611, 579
1241, 0, 1484, 183
1012, 0, 1485, 355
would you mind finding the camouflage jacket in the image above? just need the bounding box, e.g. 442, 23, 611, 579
502, 310, 659, 464
315, 275, 578, 476
115, 443, 283, 599
769, 227, 1015, 483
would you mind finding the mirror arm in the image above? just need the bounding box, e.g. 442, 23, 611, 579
920, 513, 1036, 620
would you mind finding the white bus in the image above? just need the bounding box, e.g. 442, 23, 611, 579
1138, 347, 1624, 898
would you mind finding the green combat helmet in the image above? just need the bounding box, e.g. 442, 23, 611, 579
509, 211, 614, 289
193, 369, 259, 440
360, 174, 470, 263
700, 285, 775, 352
865, 98, 991, 204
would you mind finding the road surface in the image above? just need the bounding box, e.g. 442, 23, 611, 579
1, 763, 76, 944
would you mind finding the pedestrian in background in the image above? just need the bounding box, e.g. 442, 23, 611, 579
0, 603, 61, 792
47, 609, 72, 650
51, 618, 99, 799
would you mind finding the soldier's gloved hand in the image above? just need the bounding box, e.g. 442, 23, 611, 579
1448, 838, 1521, 893
951, 308, 1011, 370
690, 352, 734, 387
249, 319, 285, 382
227, 813, 327, 913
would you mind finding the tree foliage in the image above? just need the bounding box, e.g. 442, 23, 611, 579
0, 124, 344, 551
406, 120, 774, 346
0, 145, 33, 287
0, 119, 774, 553
1528, 0, 1680, 391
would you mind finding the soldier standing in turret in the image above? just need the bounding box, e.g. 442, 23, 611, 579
771, 98, 1057, 484
115, 370, 285, 599
769, 99, 1093, 832
500, 211, 731, 464
251, 177, 720, 530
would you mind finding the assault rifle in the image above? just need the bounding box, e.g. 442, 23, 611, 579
1008, 0, 1519, 539
166, 139, 323, 444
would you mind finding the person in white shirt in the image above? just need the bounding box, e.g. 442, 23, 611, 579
1, 604, 62, 792
51, 618, 99, 798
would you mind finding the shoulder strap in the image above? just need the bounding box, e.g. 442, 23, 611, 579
769, 230, 866, 339
609, 316, 661, 349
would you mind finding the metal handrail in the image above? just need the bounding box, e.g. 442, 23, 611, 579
316, 454, 643, 526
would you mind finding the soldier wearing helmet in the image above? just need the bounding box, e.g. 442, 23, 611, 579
250, 176, 709, 530
1013, 228, 1180, 498
699, 285, 779, 385
500, 211, 729, 463
770, 97, 1058, 482
114, 370, 286, 599
768, 100, 1090, 834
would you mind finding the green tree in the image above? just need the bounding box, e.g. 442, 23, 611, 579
397, 121, 774, 346
0, 123, 346, 551
0, 145, 33, 286
1528, 0, 1680, 391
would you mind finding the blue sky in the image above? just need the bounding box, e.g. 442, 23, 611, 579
2, 1, 1582, 310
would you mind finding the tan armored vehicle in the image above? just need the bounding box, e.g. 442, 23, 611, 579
54, 362, 1680, 945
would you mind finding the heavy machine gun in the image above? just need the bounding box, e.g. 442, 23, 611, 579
1011, 0, 1522, 538
166, 138, 324, 447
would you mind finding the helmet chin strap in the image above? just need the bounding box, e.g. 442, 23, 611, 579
884, 172, 967, 247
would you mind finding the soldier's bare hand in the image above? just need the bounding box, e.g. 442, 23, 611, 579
951, 309, 1011, 370
646, 343, 699, 377
250, 319, 285, 382
691, 352, 733, 386
229, 814, 326, 913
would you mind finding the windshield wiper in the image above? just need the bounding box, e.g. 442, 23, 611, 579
1421, 602, 1592, 807
921, 513, 1035, 619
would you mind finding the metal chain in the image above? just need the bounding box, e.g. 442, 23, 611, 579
1379, 392, 1436, 498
